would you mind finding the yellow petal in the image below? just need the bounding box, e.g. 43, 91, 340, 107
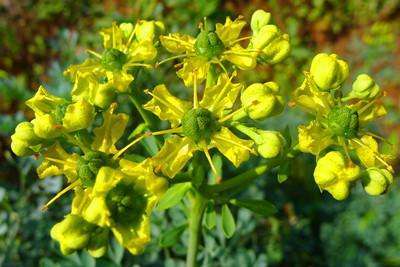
143, 84, 191, 127
351, 101, 387, 124
37, 143, 79, 182
211, 127, 254, 167
92, 103, 129, 154
177, 57, 209, 87
200, 72, 243, 118
354, 135, 378, 168
127, 40, 157, 62
93, 167, 124, 195
223, 44, 256, 70
160, 33, 195, 54
105, 70, 134, 92
298, 120, 334, 155
216, 16, 246, 46
293, 74, 335, 115
25, 85, 67, 115
151, 136, 197, 178
82, 196, 110, 227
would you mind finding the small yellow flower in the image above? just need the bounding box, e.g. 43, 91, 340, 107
142, 73, 255, 178
78, 159, 167, 254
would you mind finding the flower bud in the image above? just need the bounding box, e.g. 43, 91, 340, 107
310, 53, 349, 91
251, 10, 271, 34
11, 122, 42, 156
345, 74, 380, 100
25, 86, 67, 115
32, 114, 63, 139
62, 99, 95, 132
50, 214, 95, 255
254, 130, 284, 158
362, 167, 393, 196
241, 82, 284, 120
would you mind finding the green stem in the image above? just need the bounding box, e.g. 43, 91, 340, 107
129, 95, 153, 128
186, 190, 206, 267
204, 159, 281, 195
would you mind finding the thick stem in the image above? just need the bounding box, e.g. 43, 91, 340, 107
186, 191, 206, 267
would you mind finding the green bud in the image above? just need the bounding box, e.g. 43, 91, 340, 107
32, 114, 63, 139
327, 106, 359, 138
194, 31, 225, 60
241, 82, 284, 120
101, 48, 127, 71
255, 130, 284, 158
345, 74, 380, 100
251, 10, 271, 34
310, 53, 349, 91
63, 99, 95, 132
362, 167, 393, 196
182, 108, 220, 143
105, 182, 148, 227
50, 214, 95, 255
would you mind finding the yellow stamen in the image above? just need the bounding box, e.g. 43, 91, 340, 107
213, 135, 256, 154
144, 89, 185, 116
41, 180, 80, 211
125, 25, 137, 52
151, 127, 182, 136
230, 36, 252, 45
193, 72, 198, 108
357, 98, 378, 115
156, 54, 190, 67
112, 135, 145, 160
45, 157, 75, 168
218, 107, 246, 123
203, 147, 218, 176
124, 63, 153, 68
338, 137, 353, 166
352, 138, 394, 172
87, 50, 102, 59
209, 73, 235, 112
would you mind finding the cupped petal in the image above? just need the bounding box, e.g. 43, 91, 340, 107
298, 120, 334, 155
216, 16, 246, 47
143, 84, 192, 127
177, 57, 209, 87
151, 136, 197, 178
92, 103, 129, 154
211, 127, 254, 167
222, 44, 257, 70
160, 33, 195, 54
200, 72, 243, 118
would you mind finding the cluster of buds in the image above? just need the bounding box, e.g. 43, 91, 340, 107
10, 10, 291, 256
293, 53, 395, 200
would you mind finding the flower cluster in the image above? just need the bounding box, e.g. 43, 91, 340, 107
293, 53, 395, 200
10, 10, 291, 257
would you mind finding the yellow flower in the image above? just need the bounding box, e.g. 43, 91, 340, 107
64, 20, 163, 108
159, 16, 256, 86
80, 159, 167, 254
314, 151, 360, 200
143, 73, 255, 178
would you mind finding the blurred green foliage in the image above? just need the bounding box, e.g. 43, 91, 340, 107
0, 0, 399, 266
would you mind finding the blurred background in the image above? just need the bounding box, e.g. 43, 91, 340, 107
0, 0, 399, 266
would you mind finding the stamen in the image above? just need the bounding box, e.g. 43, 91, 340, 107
218, 107, 246, 123
352, 138, 394, 172
87, 49, 102, 59
203, 147, 218, 177
362, 131, 394, 146
151, 127, 182, 136
156, 54, 189, 67
125, 25, 137, 52
230, 36, 252, 45
45, 157, 76, 167
193, 72, 199, 108
41, 180, 80, 211
112, 135, 145, 160
209, 73, 235, 112
357, 99, 378, 115
215, 59, 228, 74
124, 63, 153, 68
338, 137, 353, 166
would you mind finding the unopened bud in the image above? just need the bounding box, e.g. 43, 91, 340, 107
310, 53, 349, 91
241, 82, 284, 120
250, 10, 271, 34
32, 114, 63, 139
63, 99, 95, 132
362, 167, 393, 196
11, 122, 42, 156
254, 130, 284, 158
345, 74, 380, 100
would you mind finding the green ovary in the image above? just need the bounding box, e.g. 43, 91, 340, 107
194, 31, 224, 60
327, 106, 359, 138
101, 48, 127, 71
105, 182, 148, 227
182, 108, 220, 143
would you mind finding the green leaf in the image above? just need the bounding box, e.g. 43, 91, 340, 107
159, 224, 187, 247
204, 202, 217, 230
221, 204, 235, 238
230, 199, 277, 217
128, 123, 148, 140
79, 251, 95, 267
277, 161, 290, 183
157, 183, 191, 211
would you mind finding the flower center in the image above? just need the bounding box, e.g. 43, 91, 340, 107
101, 48, 127, 71
194, 31, 224, 60
182, 108, 220, 143
77, 151, 112, 187
327, 106, 359, 138
105, 182, 148, 227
